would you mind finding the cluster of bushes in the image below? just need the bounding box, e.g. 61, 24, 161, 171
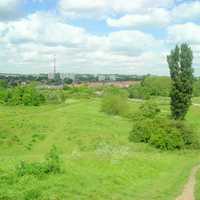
128, 76, 200, 98
64, 85, 96, 99
129, 101, 199, 150
0, 83, 70, 106
0, 84, 45, 106
128, 76, 171, 99
128, 83, 150, 99
16, 146, 62, 177
101, 87, 129, 116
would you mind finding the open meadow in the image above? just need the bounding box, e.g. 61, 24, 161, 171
0, 97, 200, 200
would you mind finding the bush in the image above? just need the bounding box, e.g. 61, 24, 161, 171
128, 84, 150, 99
128, 76, 171, 99
66, 86, 96, 99
129, 101, 199, 150
16, 146, 62, 177
45, 145, 62, 174
142, 76, 171, 97
3, 84, 45, 106
139, 100, 161, 118
129, 118, 155, 143
16, 161, 47, 177
149, 119, 185, 150
0, 88, 7, 104
101, 88, 129, 116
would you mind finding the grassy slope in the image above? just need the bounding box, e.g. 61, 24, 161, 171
0, 98, 200, 200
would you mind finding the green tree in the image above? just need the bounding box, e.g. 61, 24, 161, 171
167, 43, 194, 120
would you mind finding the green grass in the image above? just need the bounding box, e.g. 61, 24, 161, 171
0, 98, 200, 199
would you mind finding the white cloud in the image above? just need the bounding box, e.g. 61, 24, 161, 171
172, 1, 200, 22
59, 0, 108, 18
110, 0, 174, 14
106, 1, 200, 29
0, 12, 166, 74
3, 12, 87, 47
108, 30, 163, 55
0, 0, 23, 21
167, 23, 200, 44
59, 0, 174, 19
107, 8, 171, 28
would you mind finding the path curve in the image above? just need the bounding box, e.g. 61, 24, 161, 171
176, 165, 200, 200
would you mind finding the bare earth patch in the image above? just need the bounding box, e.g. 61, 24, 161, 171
176, 165, 200, 200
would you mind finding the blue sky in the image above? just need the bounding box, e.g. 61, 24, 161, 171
0, 0, 200, 75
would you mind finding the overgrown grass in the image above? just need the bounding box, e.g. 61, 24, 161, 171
0, 98, 200, 199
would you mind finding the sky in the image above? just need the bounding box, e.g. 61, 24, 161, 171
0, 0, 200, 75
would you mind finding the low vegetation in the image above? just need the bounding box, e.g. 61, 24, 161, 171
0, 83, 45, 106
101, 87, 129, 116
129, 101, 199, 150
16, 145, 62, 177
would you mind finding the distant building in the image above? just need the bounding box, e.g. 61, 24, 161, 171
109, 74, 116, 81
98, 75, 106, 81
60, 73, 75, 81
48, 73, 55, 80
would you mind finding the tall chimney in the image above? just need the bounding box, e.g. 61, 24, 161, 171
53, 54, 56, 74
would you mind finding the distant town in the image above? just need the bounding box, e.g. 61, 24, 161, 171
0, 72, 145, 88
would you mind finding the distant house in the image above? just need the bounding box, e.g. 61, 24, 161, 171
48, 73, 55, 80
78, 81, 139, 88
109, 75, 116, 81
97, 75, 106, 81
60, 73, 75, 81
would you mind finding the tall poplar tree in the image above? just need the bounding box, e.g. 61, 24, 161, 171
167, 43, 194, 120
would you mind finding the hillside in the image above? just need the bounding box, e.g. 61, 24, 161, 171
0, 98, 200, 200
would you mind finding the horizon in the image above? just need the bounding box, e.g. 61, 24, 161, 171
0, 0, 200, 75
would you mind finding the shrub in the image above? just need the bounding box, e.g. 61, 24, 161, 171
141, 76, 171, 97
173, 121, 200, 149
63, 84, 71, 91
16, 161, 47, 177
16, 146, 62, 177
128, 84, 150, 99
139, 100, 161, 118
3, 84, 45, 106
101, 88, 129, 116
0, 88, 7, 104
45, 145, 62, 174
149, 119, 184, 150
128, 76, 171, 99
66, 86, 96, 99
129, 118, 155, 143
129, 101, 199, 150
129, 116, 196, 150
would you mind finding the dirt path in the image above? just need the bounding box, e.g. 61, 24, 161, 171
176, 165, 200, 200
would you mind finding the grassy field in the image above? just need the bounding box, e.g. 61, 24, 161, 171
0, 98, 200, 200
